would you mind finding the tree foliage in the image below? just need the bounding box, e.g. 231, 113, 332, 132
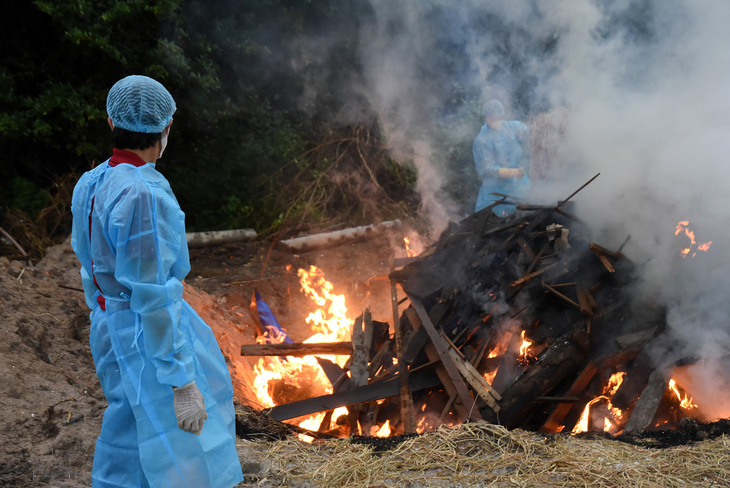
1, 0, 364, 236
2, 0, 586, 257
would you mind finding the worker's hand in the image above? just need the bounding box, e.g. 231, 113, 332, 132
498, 168, 525, 179
173, 381, 208, 435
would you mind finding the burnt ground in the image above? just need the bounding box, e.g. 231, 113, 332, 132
2, 232, 730, 487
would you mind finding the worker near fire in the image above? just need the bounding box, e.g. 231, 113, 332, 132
70, 75, 243, 488
473, 99, 531, 215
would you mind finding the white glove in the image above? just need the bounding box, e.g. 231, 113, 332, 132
173, 381, 208, 435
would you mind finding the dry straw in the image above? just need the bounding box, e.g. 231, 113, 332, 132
241, 422, 730, 487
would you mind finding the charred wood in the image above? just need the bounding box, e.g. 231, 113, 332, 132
539, 361, 597, 433
265, 370, 441, 421
241, 342, 353, 356
623, 369, 670, 433
482, 321, 591, 427
390, 257, 416, 433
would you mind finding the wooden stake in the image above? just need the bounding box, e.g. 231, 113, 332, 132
390, 257, 416, 433
623, 369, 669, 433
350, 311, 372, 387
557, 173, 600, 207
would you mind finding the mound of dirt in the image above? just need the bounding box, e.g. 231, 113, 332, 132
1, 241, 101, 487
0, 233, 399, 487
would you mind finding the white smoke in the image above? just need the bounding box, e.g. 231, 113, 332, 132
354, 0, 730, 416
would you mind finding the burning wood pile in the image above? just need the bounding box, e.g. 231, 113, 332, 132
241, 177, 701, 439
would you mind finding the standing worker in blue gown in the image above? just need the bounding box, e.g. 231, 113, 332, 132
473, 99, 531, 216
71, 75, 243, 488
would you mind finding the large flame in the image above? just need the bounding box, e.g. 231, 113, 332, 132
252, 265, 354, 439
572, 372, 626, 435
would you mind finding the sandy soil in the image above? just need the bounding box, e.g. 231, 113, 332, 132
0, 233, 403, 487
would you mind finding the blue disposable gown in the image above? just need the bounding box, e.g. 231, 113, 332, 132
71, 150, 243, 488
473, 120, 531, 215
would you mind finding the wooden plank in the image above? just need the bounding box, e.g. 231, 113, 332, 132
447, 348, 501, 413
241, 342, 353, 356
391, 257, 416, 433
404, 309, 471, 421
440, 337, 492, 423
576, 284, 595, 316
266, 370, 441, 421
511, 262, 557, 288
350, 312, 371, 387
589, 242, 620, 258
543, 282, 581, 309
539, 361, 597, 433
368, 340, 393, 378
348, 310, 374, 435
408, 296, 482, 421
517, 236, 536, 261
611, 350, 654, 410
589, 244, 616, 272
622, 369, 669, 433
402, 301, 450, 363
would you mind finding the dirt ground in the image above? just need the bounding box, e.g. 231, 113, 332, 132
3, 231, 730, 487
0, 232, 403, 487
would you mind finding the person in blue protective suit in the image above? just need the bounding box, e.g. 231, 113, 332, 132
473, 99, 531, 216
71, 75, 243, 488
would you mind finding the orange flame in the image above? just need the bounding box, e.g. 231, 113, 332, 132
675, 221, 712, 258
252, 266, 353, 438
481, 332, 512, 385
374, 420, 392, 437
403, 237, 416, 258
669, 379, 698, 411
519, 330, 531, 357
517, 330, 536, 366
572, 372, 626, 435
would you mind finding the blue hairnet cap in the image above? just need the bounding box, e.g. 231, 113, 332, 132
481, 99, 505, 118
107, 75, 176, 133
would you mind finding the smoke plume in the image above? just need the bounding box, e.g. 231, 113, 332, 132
352, 0, 730, 416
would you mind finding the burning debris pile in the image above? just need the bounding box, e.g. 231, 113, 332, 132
242, 180, 705, 439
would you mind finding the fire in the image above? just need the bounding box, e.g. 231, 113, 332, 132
668, 379, 698, 411
298, 265, 353, 350
675, 221, 712, 258
517, 330, 537, 366
403, 236, 416, 257
481, 332, 512, 385
374, 420, 391, 437
252, 265, 354, 439
572, 372, 626, 435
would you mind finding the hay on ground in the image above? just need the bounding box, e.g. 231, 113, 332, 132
239, 421, 730, 487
